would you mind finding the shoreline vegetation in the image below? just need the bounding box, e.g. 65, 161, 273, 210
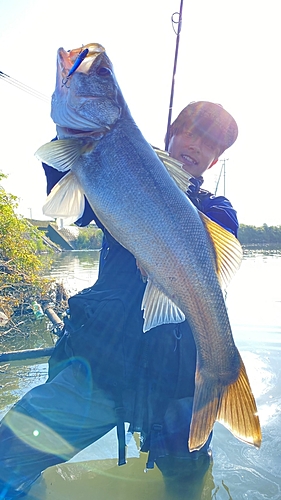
26, 220, 281, 250
0, 176, 70, 328
238, 224, 281, 246
0, 177, 281, 325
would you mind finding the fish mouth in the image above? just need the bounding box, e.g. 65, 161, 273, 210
58, 43, 106, 83
57, 126, 110, 139
53, 43, 121, 134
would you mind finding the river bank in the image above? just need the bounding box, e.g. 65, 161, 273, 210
27, 219, 103, 251
28, 219, 281, 252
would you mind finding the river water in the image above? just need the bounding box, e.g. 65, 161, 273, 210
0, 248, 281, 499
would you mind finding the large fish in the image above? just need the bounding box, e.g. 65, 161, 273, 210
35, 43, 261, 451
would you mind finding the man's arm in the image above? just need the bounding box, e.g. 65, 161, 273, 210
188, 189, 239, 237
200, 195, 239, 237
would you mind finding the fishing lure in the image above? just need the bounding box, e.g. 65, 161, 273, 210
62, 48, 89, 87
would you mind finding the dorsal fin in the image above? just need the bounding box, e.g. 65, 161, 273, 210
199, 212, 243, 289
154, 147, 243, 288
153, 147, 193, 193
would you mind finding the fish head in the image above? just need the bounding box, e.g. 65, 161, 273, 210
51, 43, 122, 138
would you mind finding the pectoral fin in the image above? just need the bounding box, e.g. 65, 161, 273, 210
188, 354, 262, 452
43, 171, 85, 225
35, 138, 96, 172
141, 279, 185, 332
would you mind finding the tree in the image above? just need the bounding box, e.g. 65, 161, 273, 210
75, 225, 103, 249
238, 223, 281, 245
0, 174, 52, 317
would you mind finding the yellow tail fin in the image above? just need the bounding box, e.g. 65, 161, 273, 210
188, 355, 262, 452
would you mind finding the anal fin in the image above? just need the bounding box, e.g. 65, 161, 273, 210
141, 279, 185, 332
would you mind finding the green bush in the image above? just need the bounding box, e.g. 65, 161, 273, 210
238, 223, 281, 245
0, 174, 53, 317
75, 226, 103, 250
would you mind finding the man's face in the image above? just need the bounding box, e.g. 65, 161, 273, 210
168, 126, 220, 177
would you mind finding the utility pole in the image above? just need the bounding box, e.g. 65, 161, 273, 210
215, 158, 229, 196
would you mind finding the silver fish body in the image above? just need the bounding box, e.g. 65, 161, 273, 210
36, 44, 261, 451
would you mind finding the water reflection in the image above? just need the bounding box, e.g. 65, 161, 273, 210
243, 245, 281, 258
1, 248, 281, 499
226, 247, 281, 344
47, 250, 100, 295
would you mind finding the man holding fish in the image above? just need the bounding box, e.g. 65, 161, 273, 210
0, 43, 261, 498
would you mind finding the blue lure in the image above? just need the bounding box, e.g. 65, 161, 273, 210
62, 48, 89, 87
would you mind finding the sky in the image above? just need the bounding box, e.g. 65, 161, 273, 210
0, 0, 280, 226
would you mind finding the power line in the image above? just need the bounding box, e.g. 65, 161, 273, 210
0, 70, 50, 103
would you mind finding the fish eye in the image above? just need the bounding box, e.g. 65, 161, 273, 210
97, 66, 112, 77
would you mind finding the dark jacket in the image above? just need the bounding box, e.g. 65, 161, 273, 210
43, 160, 239, 464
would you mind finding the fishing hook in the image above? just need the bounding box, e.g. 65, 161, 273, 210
62, 47, 89, 88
